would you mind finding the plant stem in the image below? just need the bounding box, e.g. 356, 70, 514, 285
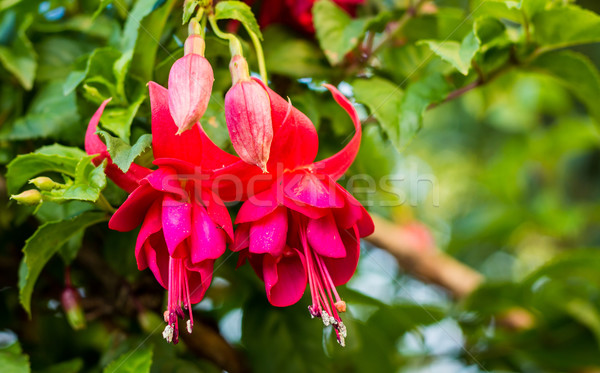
369, 0, 426, 57
208, 14, 243, 57
245, 27, 267, 82
96, 193, 116, 213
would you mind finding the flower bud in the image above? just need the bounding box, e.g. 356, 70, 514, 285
10, 189, 42, 205
28, 176, 62, 191
168, 35, 213, 134
224, 55, 273, 172
61, 286, 86, 330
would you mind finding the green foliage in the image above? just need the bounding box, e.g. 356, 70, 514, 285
215, 1, 262, 39
97, 131, 152, 172
0, 341, 30, 373
103, 344, 153, 373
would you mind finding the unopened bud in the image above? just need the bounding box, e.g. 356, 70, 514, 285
225, 56, 273, 172
61, 286, 86, 330
184, 34, 205, 56
28, 177, 62, 191
10, 190, 42, 205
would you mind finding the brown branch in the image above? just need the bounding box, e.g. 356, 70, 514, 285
365, 214, 483, 298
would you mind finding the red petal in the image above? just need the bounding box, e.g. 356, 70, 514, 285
201, 187, 234, 241
149, 81, 205, 165
162, 194, 192, 258
189, 202, 226, 263
282, 171, 344, 209
235, 186, 280, 224
186, 259, 215, 304
249, 206, 288, 257
144, 233, 170, 289
108, 183, 160, 232
312, 84, 362, 180
263, 248, 307, 307
135, 199, 162, 270
85, 98, 111, 155
307, 212, 346, 258
333, 182, 364, 230
232, 223, 250, 252
322, 226, 360, 286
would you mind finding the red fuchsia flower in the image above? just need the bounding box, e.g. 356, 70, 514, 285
86, 84, 239, 344
168, 34, 214, 134
225, 80, 374, 346
243, 0, 364, 34
225, 55, 273, 172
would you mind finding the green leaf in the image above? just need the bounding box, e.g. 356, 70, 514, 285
529, 50, 600, 125
533, 6, 600, 49
563, 298, 600, 346
45, 157, 107, 202
97, 131, 152, 172
469, 0, 522, 23
99, 93, 146, 141
352, 77, 404, 150
63, 47, 121, 96
420, 40, 472, 75
103, 344, 153, 373
0, 341, 30, 373
38, 359, 83, 373
183, 0, 199, 24
313, 0, 366, 65
93, 0, 114, 19
215, 1, 262, 40
0, 15, 36, 90
1, 81, 80, 141
398, 73, 452, 148
6, 152, 79, 195
19, 211, 109, 316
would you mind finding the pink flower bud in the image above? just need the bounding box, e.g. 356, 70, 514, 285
61, 286, 86, 330
168, 35, 213, 134
224, 55, 273, 172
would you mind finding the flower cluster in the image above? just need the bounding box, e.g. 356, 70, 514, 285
85, 27, 372, 347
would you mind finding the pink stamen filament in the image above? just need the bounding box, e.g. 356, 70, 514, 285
164, 256, 194, 343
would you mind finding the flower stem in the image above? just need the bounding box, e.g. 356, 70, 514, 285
245, 27, 267, 82
95, 193, 116, 213
208, 14, 243, 57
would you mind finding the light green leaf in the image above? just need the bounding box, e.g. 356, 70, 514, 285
0, 15, 36, 90
1, 81, 80, 141
103, 344, 153, 373
35, 144, 87, 159
313, 0, 366, 65
215, 1, 262, 40
420, 40, 471, 75
398, 73, 452, 148
46, 157, 107, 202
183, 0, 199, 24
19, 211, 109, 316
469, 0, 522, 23
533, 5, 600, 49
99, 93, 146, 141
353, 77, 404, 151
97, 131, 152, 172
63, 47, 121, 96
0, 341, 30, 373
6, 153, 79, 195
529, 50, 600, 125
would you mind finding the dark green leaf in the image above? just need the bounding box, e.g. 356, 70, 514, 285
0, 15, 36, 90
19, 211, 109, 316
99, 93, 146, 141
215, 1, 262, 40
103, 344, 153, 373
313, 0, 366, 65
97, 131, 152, 172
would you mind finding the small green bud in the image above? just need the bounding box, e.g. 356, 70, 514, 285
61, 286, 86, 331
29, 176, 60, 191
10, 190, 42, 205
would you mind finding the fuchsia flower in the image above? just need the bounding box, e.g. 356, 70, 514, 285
226, 80, 374, 346
86, 84, 238, 344
225, 55, 273, 172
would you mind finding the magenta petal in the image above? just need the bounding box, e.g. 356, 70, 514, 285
249, 206, 287, 257
189, 202, 226, 263
232, 223, 250, 252
235, 186, 279, 224
201, 188, 234, 241
283, 195, 328, 220
312, 84, 362, 181
149, 81, 204, 165
103, 161, 151, 194
162, 194, 192, 258
283, 171, 344, 209
356, 206, 374, 237
109, 183, 160, 232
263, 248, 307, 307
333, 183, 364, 230
85, 98, 111, 155
307, 213, 346, 258
323, 226, 360, 286
144, 234, 170, 289
135, 199, 162, 270
186, 259, 215, 303
144, 166, 188, 199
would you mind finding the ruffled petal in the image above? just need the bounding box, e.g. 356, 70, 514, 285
109, 183, 160, 231
322, 226, 360, 286
145, 233, 170, 289
282, 196, 328, 220
356, 206, 374, 237
263, 248, 307, 307
282, 171, 344, 209
186, 259, 215, 304
235, 186, 280, 224
312, 84, 362, 180
333, 183, 364, 230
162, 194, 192, 258
201, 188, 234, 241
135, 199, 162, 270
189, 202, 226, 263
232, 223, 250, 252
144, 166, 187, 199
249, 206, 287, 257
307, 212, 346, 258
